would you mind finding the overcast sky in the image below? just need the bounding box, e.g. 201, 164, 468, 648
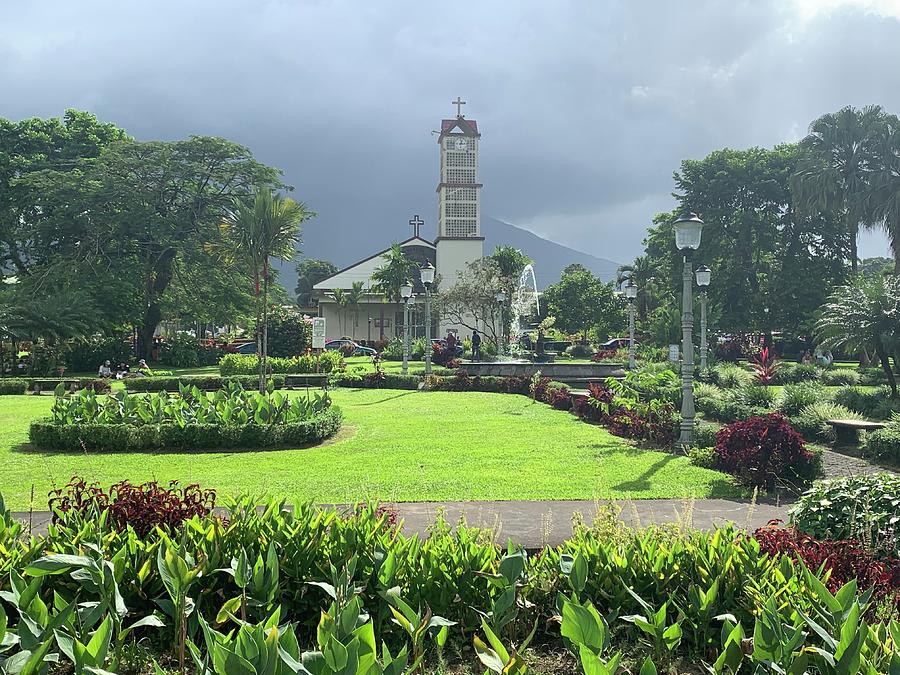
2, 0, 899, 267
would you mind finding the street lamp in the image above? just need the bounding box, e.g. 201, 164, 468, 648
673, 212, 704, 446
494, 291, 507, 358
400, 281, 413, 375
624, 280, 637, 370
420, 261, 436, 375
695, 265, 711, 371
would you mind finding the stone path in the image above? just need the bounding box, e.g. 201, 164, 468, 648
12, 497, 788, 548
821, 448, 898, 478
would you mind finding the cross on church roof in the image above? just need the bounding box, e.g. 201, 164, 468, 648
453, 97, 466, 117
409, 214, 424, 238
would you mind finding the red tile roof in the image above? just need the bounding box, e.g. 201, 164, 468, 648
441, 118, 478, 134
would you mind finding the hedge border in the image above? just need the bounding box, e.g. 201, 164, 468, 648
28, 407, 343, 452
0, 378, 28, 395
125, 375, 287, 392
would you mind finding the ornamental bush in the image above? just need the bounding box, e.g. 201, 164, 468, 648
710, 363, 754, 389
833, 385, 900, 420
714, 413, 821, 488
29, 408, 343, 452
334, 370, 420, 390
425, 372, 531, 395
736, 384, 778, 409
776, 382, 828, 417
792, 401, 865, 442
821, 368, 862, 387
158, 333, 221, 367
790, 473, 900, 559
0, 378, 27, 395
866, 418, 900, 463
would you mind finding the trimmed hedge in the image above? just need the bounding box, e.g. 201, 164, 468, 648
866, 426, 900, 463
424, 373, 531, 395
219, 352, 344, 376
125, 375, 286, 392
0, 378, 28, 395
28, 407, 343, 452
26, 377, 112, 393
334, 372, 421, 390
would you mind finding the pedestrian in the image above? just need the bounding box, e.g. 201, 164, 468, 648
471, 329, 482, 361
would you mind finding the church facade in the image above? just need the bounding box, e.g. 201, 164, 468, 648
311, 100, 485, 343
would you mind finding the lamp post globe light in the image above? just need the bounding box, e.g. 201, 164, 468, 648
494, 290, 507, 358
400, 281, 413, 375
420, 261, 436, 375
695, 265, 711, 372
673, 212, 704, 446
624, 279, 638, 370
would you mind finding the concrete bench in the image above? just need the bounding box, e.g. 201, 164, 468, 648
283, 373, 329, 389
31, 379, 81, 394
826, 419, 887, 446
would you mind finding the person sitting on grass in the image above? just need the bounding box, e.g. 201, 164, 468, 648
136, 358, 153, 377
98, 360, 112, 378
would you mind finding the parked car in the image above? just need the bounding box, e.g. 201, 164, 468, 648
234, 342, 257, 355
599, 337, 636, 351
223, 340, 256, 354
324, 339, 377, 356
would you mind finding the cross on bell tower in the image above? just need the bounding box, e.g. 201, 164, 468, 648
453, 97, 466, 117
409, 214, 423, 238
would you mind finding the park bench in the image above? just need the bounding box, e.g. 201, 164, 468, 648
31, 379, 81, 394
283, 373, 329, 389
826, 419, 886, 446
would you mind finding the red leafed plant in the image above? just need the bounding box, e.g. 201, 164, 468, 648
591, 348, 618, 362
753, 521, 900, 610
750, 346, 779, 384
49, 476, 216, 536
714, 413, 817, 489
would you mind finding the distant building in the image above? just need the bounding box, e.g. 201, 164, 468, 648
312, 99, 484, 343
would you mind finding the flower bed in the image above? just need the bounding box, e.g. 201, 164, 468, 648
28, 385, 342, 451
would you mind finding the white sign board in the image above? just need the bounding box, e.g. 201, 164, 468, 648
312, 318, 326, 350
668, 344, 680, 363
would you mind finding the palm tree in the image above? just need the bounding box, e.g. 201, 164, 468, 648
868, 113, 900, 273
794, 105, 886, 274
223, 190, 311, 392
816, 274, 900, 396
330, 288, 349, 337
347, 281, 365, 340
371, 244, 419, 303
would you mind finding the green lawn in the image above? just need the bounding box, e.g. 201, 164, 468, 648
0, 389, 739, 509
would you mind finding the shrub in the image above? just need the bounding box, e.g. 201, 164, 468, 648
866, 418, 900, 463
49, 476, 216, 537
833, 385, 900, 420
790, 473, 900, 559
425, 373, 531, 395
714, 338, 743, 362
379, 338, 405, 360
753, 523, 899, 607
219, 351, 344, 376
29, 407, 343, 452
735, 384, 778, 409
750, 347, 779, 385
694, 381, 724, 402
772, 363, 822, 385
688, 445, 717, 469
543, 381, 572, 409
792, 401, 865, 443
158, 333, 221, 367
265, 307, 313, 357
691, 423, 719, 449
710, 363, 753, 389
125, 374, 285, 392
62, 335, 134, 373
0, 378, 27, 395
714, 413, 821, 488
821, 368, 862, 386
591, 348, 618, 362
776, 382, 827, 417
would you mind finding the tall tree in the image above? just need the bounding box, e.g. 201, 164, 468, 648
868, 112, 900, 272
542, 264, 624, 340
222, 190, 311, 392
295, 258, 337, 306
793, 105, 886, 273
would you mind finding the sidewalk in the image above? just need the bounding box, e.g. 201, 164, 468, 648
12, 497, 787, 548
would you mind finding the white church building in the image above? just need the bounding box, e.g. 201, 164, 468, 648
311, 100, 485, 344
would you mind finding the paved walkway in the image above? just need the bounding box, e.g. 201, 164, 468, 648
12, 498, 788, 548
821, 448, 897, 478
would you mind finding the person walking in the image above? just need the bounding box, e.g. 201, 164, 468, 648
471, 330, 482, 361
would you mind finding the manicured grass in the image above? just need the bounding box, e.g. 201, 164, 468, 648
0, 389, 739, 509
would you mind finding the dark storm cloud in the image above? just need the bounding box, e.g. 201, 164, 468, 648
1, 0, 898, 265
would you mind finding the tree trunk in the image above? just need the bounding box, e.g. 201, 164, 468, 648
137, 249, 177, 359
875, 339, 897, 397
893, 348, 900, 376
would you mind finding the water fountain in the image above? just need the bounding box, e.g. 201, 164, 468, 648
508, 263, 540, 359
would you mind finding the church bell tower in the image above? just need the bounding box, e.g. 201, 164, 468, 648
435, 98, 484, 299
